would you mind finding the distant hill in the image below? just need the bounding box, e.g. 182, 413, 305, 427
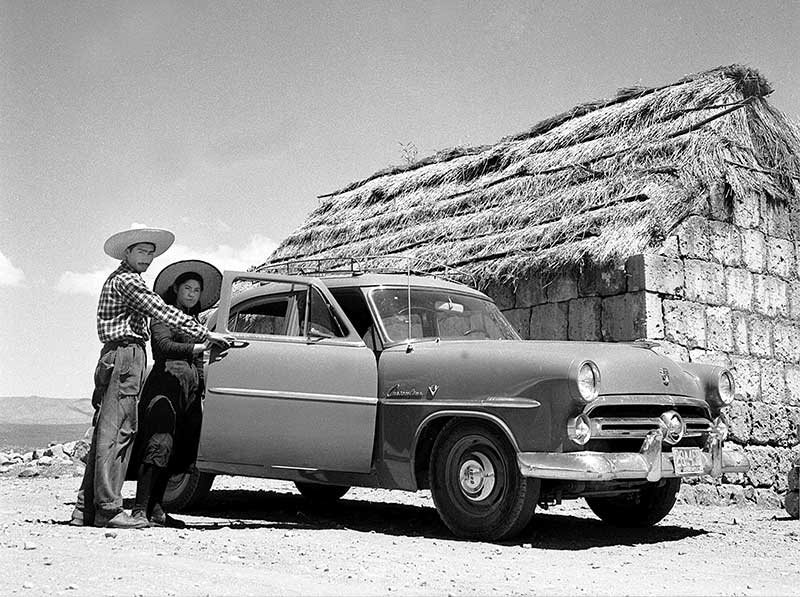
0, 396, 93, 425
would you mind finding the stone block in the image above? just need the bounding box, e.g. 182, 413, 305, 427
677, 216, 712, 259
663, 299, 706, 348
724, 268, 754, 311
745, 446, 775, 486
708, 180, 733, 222
483, 281, 515, 310
750, 402, 772, 444
727, 400, 752, 443
705, 306, 734, 352
649, 340, 690, 363
790, 282, 800, 320
766, 236, 795, 279
626, 254, 684, 296
732, 192, 760, 228
567, 297, 602, 341
741, 229, 766, 273
689, 348, 731, 367
514, 275, 546, 308
578, 261, 626, 297
709, 221, 742, 266
545, 274, 578, 303
601, 292, 647, 342
760, 359, 787, 404
785, 364, 800, 406
644, 292, 664, 339
503, 308, 531, 339
684, 259, 726, 305
753, 274, 789, 318
747, 315, 773, 358
730, 355, 761, 402
771, 406, 797, 447
773, 321, 800, 364
529, 302, 568, 340
761, 197, 791, 239
731, 311, 749, 355
657, 235, 680, 257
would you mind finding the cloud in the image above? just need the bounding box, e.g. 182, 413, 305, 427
143, 233, 277, 284
56, 234, 277, 295
0, 251, 26, 287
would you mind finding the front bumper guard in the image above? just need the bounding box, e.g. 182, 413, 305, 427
517, 427, 749, 483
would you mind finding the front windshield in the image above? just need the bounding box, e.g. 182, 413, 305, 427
369, 287, 520, 343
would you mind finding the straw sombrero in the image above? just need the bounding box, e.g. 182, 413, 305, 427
104, 228, 175, 260
154, 260, 223, 310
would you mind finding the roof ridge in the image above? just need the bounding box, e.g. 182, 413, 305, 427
319, 64, 770, 199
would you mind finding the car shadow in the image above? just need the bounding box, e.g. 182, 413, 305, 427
156, 488, 708, 548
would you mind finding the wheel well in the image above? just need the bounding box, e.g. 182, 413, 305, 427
413, 415, 515, 490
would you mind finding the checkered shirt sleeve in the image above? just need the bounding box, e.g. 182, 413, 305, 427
112, 272, 209, 341
96, 263, 209, 343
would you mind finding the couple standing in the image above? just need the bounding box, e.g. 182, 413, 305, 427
70, 227, 234, 529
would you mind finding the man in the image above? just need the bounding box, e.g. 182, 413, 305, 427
70, 227, 233, 529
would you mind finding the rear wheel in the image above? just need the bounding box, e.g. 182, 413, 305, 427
295, 482, 350, 503
429, 420, 539, 541
585, 478, 681, 527
162, 469, 215, 512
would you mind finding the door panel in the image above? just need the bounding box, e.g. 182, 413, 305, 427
199, 271, 379, 473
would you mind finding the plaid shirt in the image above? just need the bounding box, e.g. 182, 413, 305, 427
96, 261, 209, 344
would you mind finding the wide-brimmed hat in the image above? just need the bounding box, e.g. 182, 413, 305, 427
104, 228, 175, 260
154, 259, 223, 310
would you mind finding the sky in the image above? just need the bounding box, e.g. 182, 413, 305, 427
1, 1, 798, 398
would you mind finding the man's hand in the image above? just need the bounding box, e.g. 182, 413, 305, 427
207, 331, 235, 349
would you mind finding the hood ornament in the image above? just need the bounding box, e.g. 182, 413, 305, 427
659, 368, 670, 386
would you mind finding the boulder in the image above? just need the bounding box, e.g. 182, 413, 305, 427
44, 444, 65, 459
62, 441, 76, 456
71, 440, 90, 463
37, 456, 53, 466
18, 467, 38, 478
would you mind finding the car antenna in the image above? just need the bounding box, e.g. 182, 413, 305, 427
406, 260, 413, 353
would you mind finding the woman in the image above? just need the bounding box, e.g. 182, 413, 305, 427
130, 259, 224, 528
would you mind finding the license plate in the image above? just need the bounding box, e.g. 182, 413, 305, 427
672, 447, 704, 476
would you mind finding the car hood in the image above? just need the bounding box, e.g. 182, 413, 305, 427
380, 339, 704, 399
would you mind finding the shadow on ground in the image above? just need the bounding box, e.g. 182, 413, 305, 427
122, 488, 707, 549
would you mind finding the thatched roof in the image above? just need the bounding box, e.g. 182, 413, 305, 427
260, 65, 800, 286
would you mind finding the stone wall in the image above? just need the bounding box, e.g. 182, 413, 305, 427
483, 193, 800, 502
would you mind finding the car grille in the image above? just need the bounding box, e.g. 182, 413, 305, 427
582, 398, 713, 450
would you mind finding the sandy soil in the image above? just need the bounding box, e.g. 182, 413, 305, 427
1, 463, 799, 596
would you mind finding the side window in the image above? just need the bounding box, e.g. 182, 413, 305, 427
228, 292, 305, 336
304, 287, 346, 338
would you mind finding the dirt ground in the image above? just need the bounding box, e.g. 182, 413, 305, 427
1, 465, 799, 597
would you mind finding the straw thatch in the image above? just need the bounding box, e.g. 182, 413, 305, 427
260, 65, 800, 286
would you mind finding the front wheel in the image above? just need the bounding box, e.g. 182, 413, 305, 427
585, 477, 681, 527
429, 420, 539, 541
162, 469, 215, 512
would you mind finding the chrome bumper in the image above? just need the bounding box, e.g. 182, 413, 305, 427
517, 428, 749, 482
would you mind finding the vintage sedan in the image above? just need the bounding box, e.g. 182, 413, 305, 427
164, 266, 748, 541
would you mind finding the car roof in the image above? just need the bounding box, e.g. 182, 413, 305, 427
228, 273, 490, 305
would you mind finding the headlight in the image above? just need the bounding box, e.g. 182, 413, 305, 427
576, 361, 600, 403
718, 370, 735, 405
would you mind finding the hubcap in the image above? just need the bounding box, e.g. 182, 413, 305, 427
458, 452, 496, 501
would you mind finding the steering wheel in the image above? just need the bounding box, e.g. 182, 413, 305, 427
463, 328, 488, 337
